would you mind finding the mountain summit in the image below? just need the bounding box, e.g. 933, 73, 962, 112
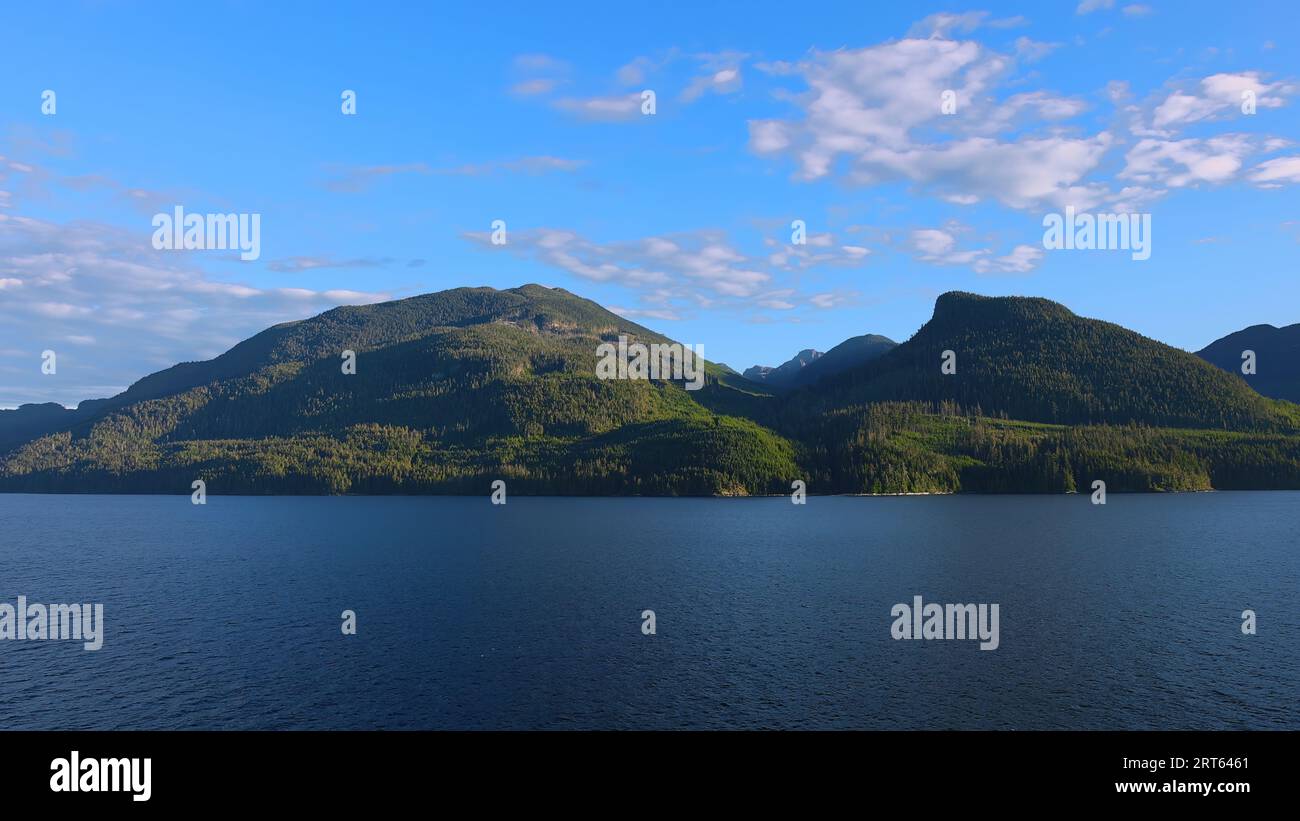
743, 349, 823, 387
744, 334, 898, 389
816, 291, 1297, 431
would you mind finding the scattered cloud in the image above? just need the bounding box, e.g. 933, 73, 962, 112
0, 211, 388, 406
608, 305, 682, 321
509, 54, 572, 96
439, 156, 587, 176
324, 156, 585, 191
511, 78, 558, 96
809, 291, 856, 309
465, 227, 764, 297
514, 54, 568, 73
552, 93, 645, 121
1014, 37, 1061, 63
680, 51, 748, 102
974, 244, 1044, 274
617, 57, 656, 87
1249, 156, 1300, 186
907, 12, 1026, 38
908, 225, 1045, 275
324, 163, 431, 193
746, 37, 1114, 210
266, 255, 395, 273
463, 225, 870, 319
1076, 0, 1116, 14
1150, 72, 1291, 131
1121, 134, 1256, 188
58, 174, 179, 215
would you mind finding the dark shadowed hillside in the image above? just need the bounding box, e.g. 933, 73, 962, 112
744, 334, 896, 389
743, 349, 822, 387
1197, 323, 1300, 403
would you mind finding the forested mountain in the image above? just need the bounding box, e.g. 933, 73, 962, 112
803, 292, 1299, 432
3, 286, 1299, 495
1197, 323, 1300, 403
0, 285, 791, 495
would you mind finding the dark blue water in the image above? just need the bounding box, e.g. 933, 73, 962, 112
0, 493, 1295, 729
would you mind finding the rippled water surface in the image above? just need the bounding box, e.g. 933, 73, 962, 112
1, 493, 1295, 729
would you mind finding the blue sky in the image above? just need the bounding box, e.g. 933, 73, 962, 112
1, 0, 1297, 407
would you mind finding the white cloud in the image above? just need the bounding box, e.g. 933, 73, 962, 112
912, 228, 960, 258
680, 51, 747, 102
809, 292, 855, 309
1077, 0, 1115, 13
509, 54, 570, 96
267, 256, 394, 273
465, 227, 760, 296
441, 156, 587, 176
514, 54, 567, 73
324, 163, 431, 193
0, 212, 389, 407
1013, 37, 1060, 63
746, 38, 1110, 210
1152, 72, 1291, 130
1121, 135, 1255, 187
973, 244, 1044, 274
1248, 156, 1300, 186
908, 225, 1044, 274
858, 134, 1114, 210
511, 78, 557, 96
553, 93, 644, 121
608, 305, 682, 321
682, 67, 743, 102
464, 226, 866, 318
765, 232, 873, 270
616, 57, 655, 86
324, 156, 585, 191
907, 12, 1026, 38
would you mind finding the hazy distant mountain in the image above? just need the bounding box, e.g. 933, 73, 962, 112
3, 286, 1299, 495
744, 335, 897, 389
0, 403, 77, 452
744, 349, 822, 387
791, 334, 897, 388
1196, 324, 1300, 403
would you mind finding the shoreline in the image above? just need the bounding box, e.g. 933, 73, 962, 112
0, 487, 1268, 499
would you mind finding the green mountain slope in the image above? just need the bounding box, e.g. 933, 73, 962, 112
3, 286, 1299, 495
808, 292, 1300, 431
0, 285, 796, 495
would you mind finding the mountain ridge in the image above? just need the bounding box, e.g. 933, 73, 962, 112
4, 285, 1299, 496
742, 334, 898, 389
806, 291, 1298, 432
743, 348, 822, 387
